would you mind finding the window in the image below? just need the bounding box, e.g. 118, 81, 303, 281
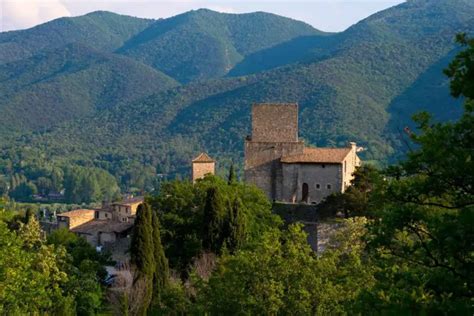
327, 184, 332, 190
315, 183, 321, 189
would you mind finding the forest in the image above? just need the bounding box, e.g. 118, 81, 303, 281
0, 0, 473, 203
0, 34, 472, 314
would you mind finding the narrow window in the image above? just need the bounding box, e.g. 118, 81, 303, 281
327, 184, 332, 190
316, 183, 321, 189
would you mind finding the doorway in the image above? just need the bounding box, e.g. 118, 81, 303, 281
302, 183, 309, 203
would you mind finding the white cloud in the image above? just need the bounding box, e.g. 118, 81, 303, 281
1, 0, 71, 31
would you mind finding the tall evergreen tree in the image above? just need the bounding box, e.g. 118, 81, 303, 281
152, 210, 169, 303
202, 187, 226, 253
226, 197, 246, 252
228, 163, 236, 185
130, 202, 155, 315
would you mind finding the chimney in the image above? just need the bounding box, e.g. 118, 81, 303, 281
349, 142, 357, 151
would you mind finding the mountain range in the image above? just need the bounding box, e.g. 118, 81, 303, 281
0, 0, 473, 181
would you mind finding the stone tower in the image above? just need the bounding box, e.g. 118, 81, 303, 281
244, 103, 304, 200
192, 152, 216, 183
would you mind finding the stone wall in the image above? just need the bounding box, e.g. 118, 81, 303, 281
244, 141, 304, 200
192, 162, 215, 183
281, 163, 342, 203
341, 143, 361, 191
57, 210, 95, 230
272, 202, 340, 252
251, 103, 299, 142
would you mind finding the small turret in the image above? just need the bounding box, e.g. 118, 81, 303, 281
192, 152, 216, 183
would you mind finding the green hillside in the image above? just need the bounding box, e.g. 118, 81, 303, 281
0, 11, 153, 65
61, 0, 472, 165
117, 9, 321, 82
0, 0, 473, 196
0, 43, 178, 135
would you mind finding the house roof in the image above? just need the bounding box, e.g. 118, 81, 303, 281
113, 196, 144, 206
71, 219, 134, 235
192, 152, 215, 163
57, 209, 96, 218
281, 147, 352, 164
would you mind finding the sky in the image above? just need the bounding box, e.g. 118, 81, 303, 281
0, 0, 405, 33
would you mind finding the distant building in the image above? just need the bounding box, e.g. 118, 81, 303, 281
244, 103, 360, 204
192, 152, 216, 183
55, 196, 144, 246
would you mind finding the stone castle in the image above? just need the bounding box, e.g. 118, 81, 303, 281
244, 103, 360, 204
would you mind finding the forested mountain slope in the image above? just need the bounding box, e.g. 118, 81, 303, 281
0, 0, 473, 194
0, 43, 178, 134
30, 0, 472, 164
0, 11, 153, 65
118, 9, 322, 82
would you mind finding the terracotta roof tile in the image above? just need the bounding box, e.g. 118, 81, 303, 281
281, 147, 352, 164
57, 209, 96, 218
113, 196, 144, 206
192, 152, 215, 163
71, 220, 134, 234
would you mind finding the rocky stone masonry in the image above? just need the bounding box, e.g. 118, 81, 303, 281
251, 103, 299, 143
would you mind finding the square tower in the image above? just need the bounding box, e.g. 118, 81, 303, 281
192, 152, 216, 183
251, 103, 299, 142
244, 103, 304, 200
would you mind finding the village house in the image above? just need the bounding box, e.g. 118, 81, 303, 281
56, 196, 144, 246
244, 103, 361, 204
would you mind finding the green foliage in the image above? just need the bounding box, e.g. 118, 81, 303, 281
355, 35, 474, 314
148, 175, 281, 274
202, 186, 227, 253
226, 197, 246, 251
0, 1, 472, 190
152, 211, 170, 304
195, 220, 373, 314
0, 216, 71, 314
227, 163, 236, 185
63, 166, 120, 204
130, 202, 155, 315
119, 9, 319, 83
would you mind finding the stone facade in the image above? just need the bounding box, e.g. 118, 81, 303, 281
111, 197, 143, 223
57, 209, 96, 230
192, 152, 216, 183
251, 103, 299, 142
245, 103, 360, 204
54, 197, 144, 247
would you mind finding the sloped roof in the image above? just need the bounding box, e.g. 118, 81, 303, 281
281, 147, 352, 164
113, 196, 144, 206
192, 152, 215, 163
57, 209, 95, 218
71, 219, 134, 234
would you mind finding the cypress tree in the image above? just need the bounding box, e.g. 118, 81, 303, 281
203, 186, 226, 253
130, 202, 155, 315
152, 211, 169, 303
228, 163, 236, 185
227, 197, 246, 252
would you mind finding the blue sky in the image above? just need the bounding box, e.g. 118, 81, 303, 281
1, 0, 404, 32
